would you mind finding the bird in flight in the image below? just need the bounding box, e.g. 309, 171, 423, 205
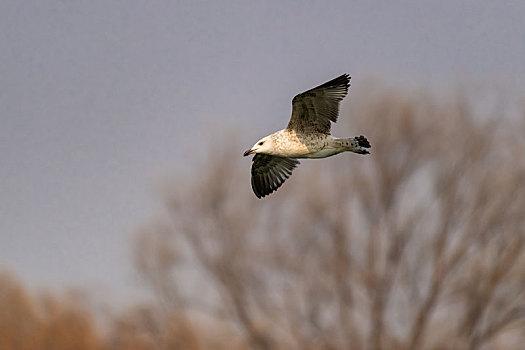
243, 74, 371, 198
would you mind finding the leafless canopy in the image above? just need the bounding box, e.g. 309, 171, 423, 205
132, 85, 525, 350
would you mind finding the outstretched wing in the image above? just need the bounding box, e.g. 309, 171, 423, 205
286, 74, 350, 134
251, 154, 300, 198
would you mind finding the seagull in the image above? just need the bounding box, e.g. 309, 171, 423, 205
243, 74, 371, 198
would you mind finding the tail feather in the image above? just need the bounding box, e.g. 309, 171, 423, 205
355, 135, 370, 148
349, 135, 371, 155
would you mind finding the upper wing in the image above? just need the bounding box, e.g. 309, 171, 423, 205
251, 154, 300, 198
286, 74, 350, 134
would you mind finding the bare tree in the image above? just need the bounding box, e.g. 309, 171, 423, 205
132, 85, 525, 350
0, 272, 103, 350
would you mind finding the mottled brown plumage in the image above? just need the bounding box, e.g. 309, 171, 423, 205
287, 74, 350, 134
244, 74, 370, 198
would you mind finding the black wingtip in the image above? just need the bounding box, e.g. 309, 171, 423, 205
316, 73, 351, 91
250, 155, 300, 198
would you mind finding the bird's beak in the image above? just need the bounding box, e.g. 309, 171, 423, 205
243, 149, 255, 157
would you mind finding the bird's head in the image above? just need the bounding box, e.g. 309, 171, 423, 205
243, 136, 272, 156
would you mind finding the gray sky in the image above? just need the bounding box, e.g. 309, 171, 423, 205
2, 0, 525, 301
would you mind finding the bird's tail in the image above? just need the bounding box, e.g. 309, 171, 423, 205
347, 135, 371, 154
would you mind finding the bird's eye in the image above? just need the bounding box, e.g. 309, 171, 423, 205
258, 141, 264, 146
